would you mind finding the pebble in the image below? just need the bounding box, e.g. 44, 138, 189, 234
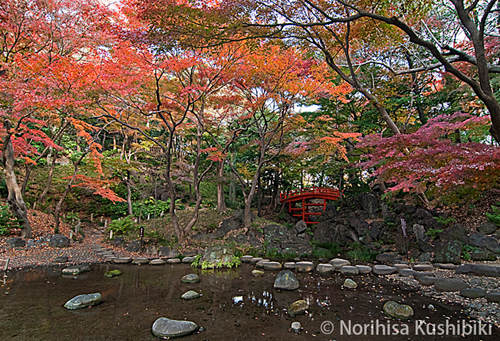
291, 322, 301, 333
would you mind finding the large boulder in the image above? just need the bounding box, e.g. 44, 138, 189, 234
6, 237, 25, 247
209, 217, 240, 239
152, 317, 198, 338
125, 240, 141, 252
434, 240, 462, 265
263, 224, 312, 255
478, 222, 498, 235
468, 233, 500, 254
438, 224, 468, 243
456, 264, 500, 277
360, 193, 380, 218
200, 245, 235, 268
48, 234, 70, 248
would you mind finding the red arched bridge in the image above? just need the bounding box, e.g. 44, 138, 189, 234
280, 187, 341, 225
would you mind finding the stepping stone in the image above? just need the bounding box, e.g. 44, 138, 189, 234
150, 259, 166, 265
181, 290, 201, 300
62, 265, 90, 275
316, 263, 334, 274
181, 274, 200, 284
132, 258, 150, 265
340, 266, 359, 275
485, 292, 500, 303
399, 269, 416, 277
152, 317, 198, 338
460, 288, 486, 299
433, 263, 457, 270
456, 264, 500, 277
64, 293, 102, 310
263, 262, 282, 271
250, 257, 263, 265
413, 271, 434, 279
104, 269, 122, 277
104, 256, 117, 262
252, 270, 264, 277
418, 276, 439, 286
383, 301, 414, 319
284, 262, 296, 269
393, 264, 409, 271
376, 253, 397, 263
274, 270, 299, 290
97, 251, 114, 256
373, 265, 397, 275
343, 278, 357, 289
182, 257, 194, 263
356, 265, 372, 274
329, 258, 350, 269
434, 278, 469, 292
241, 255, 253, 263
255, 259, 270, 268
54, 256, 69, 263
166, 258, 181, 264
113, 258, 132, 264
414, 264, 434, 272
295, 261, 315, 272
288, 300, 308, 317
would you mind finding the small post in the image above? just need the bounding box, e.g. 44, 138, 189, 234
90, 213, 94, 222
109, 230, 113, 240
70, 230, 74, 240
401, 218, 409, 263
75, 222, 80, 236
139, 227, 145, 252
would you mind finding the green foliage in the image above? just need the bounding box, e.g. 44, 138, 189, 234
462, 244, 478, 261
425, 228, 444, 239
279, 252, 297, 260
485, 204, 500, 227
312, 247, 333, 259
265, 247, 278, 259
191, 254, 202, 267
433, 216, 456, 227
346, 248, 378, 262
312, 241, 342, 256
0, 204, 18, 235
107, 216, 139, 235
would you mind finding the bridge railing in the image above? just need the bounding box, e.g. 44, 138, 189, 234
280, 186, 340, 202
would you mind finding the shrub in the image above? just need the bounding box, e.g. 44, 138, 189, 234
107, 216, 138, 235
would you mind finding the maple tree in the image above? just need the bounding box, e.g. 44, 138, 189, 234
358, 112, 500, 202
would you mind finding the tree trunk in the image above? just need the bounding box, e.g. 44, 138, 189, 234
37, 151, 57, 204
2, 120, 31, 238
257, 175, 262, 217
216, 161, 226, 212
126, 170, 133, 216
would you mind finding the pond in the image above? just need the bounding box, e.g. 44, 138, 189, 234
0, 263, 499, 340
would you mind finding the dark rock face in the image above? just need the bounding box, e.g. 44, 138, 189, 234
468, 233, 500, 254
209, 217, 240, 239
470, 248, 496, 261
360, 193, 380, 218
438, 224, 468, 243
6, 237, 25, 247
263, 224, 312, 255
48, 234, 69, 248
434, 240, 462, 265
125, 240, 141, 252
478, 222, 498, 235
158, 246, 180, 258
111, 237, 125, 247
456, 264, 500, 277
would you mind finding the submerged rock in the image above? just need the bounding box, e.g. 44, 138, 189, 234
274, 270, 299, 290
104, 270, 122, 278
252, 270, 264, 277
343, 278, 358, 289
181, 290, 201, 300
181, 274, 200, 284
62, 265, 90, 275
64, 293, 102, 310
288, 300, 308, 317
383, 301, 414, 319
152, 317, 198, 338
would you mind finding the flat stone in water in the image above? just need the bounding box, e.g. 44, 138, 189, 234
252, 270, 264, 277
288, 300, 308, 317
340, 266, 359, 275
240, 255, 253, 263
132, 258, 149, 265
356, 265, 372, 274
181, 290, 201, 300
263, 262, 282, 270
181, 274, 200, 284
383, 301, 414, 319
373, 265, 397, 275
329, 258, 350, 269
434, 278, 469, 292
182, 257, 195, 263
295, 261, 314, 272
64, 293, 102, 310
104, 269, 122, 278
166, 258, 181, 264
343, 278, 357, 289
152, 317, 198, 338
316, 263, 334, 274
414, 264, 434, 272
274, 270, 299, 290
113, 258, 132, 264
486, 292, 500, 303
54, 256, 68, 263
150, 259, 166, 265
460, 288, 486, 299
62, 265, 90, 275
